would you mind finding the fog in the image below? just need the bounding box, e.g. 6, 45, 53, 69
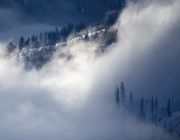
0, 0, 180, 140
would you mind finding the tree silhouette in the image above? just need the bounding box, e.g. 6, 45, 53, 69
120, 82, 125, 105
155, 96, 158, 124
115, 85, 120, 106
18, 36, 25, 51
151, 96, 154, 123
167, 97, 171, 117
7, 42, 16, 53
129, 92, 133, 111
139, 98, 146, 121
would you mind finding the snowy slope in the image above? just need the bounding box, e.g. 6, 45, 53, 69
159, 111, 180, 137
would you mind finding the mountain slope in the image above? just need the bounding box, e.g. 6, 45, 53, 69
159, 111, 180, 137
0, 0, 126, 25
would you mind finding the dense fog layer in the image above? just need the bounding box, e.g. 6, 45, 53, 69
0, 0, 180, 140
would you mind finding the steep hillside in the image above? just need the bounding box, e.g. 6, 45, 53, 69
159, 111, 180, 137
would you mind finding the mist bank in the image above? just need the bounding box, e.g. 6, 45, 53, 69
0, 0, 180, 140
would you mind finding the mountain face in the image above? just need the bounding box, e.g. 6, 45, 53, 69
0, 0, 126, 25
1, 0, 125, 69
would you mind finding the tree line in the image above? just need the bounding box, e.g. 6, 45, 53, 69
114, 82, 176, 124
7, 23, 86, 53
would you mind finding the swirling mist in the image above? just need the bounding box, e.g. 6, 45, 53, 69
0, 0, 180, 139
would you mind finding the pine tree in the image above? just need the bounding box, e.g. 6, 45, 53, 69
151, 96, 154, 123
44, 31, 48, 45
7, 42, 16, 53
39, 32, 43, 44
167, 97, 171, 117
25, 38, 30, 46
139, 98, 145, 121
129, 92, 133, 111
120, 82, 125, 105
155, 96, 158, 124
18, 36, 25, 51
115, 85, 120, 106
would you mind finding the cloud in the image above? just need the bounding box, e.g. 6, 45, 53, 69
0, 0, 180, 140
113, 0, 180, 97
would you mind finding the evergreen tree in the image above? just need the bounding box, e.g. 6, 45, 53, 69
18, 36, 25, 51
25, 38, 30, 46
151, 96, 154, 123
7, 42, 16, 53
60, 23, 74, 39
139, 98, 146, 121
120, 82, 125, 105
55, 27, 60, 41
129, 92, 133, 111
167, 97, 171, 117
74, 23, 85, 32
31, 35, 37, 44
44, 31, 48, 45
155, 96, 158, 123
39, 32, 43, 43
115, 85, 120, 106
